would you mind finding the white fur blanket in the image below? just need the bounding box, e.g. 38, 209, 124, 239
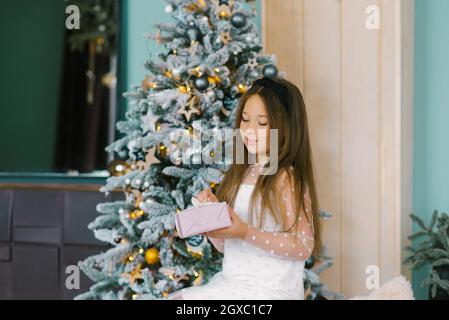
349, 276, 415, 300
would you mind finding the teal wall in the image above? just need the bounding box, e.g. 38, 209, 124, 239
413, 0, 449, 300
0, 0, 65, 172
122, 0, 171, 90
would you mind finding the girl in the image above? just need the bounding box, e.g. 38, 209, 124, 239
168, 77, 322, 300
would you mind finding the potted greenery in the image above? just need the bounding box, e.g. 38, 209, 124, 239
404, 210, 449, 300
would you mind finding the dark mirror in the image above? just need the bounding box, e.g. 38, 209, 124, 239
0, 0, 122, 177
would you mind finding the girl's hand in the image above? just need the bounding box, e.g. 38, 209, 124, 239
196, 188, 219, 203
204, 205, 249, 240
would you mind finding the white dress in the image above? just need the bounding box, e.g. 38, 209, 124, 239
168, 164, 314, 300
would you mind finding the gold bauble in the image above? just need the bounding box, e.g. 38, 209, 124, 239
178, 85, 190, 94
159, 144, 168, 158
129, 209, 144, 220
96, 36, 105, 46
208, 76, 221, 86
145, 248, 160, 265
107, 159, 130, 177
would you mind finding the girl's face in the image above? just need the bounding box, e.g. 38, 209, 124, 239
239, 94, 271, 159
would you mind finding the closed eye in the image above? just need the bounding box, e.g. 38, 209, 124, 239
241, 118, 268, 126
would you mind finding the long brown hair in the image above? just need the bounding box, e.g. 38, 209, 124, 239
215, 77, 322, 256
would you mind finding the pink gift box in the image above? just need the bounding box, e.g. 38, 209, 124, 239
175, 202, 232, 239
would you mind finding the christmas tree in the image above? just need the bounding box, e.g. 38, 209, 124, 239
76, 0, 341, 300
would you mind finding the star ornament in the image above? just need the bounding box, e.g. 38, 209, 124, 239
141, 109, 159, 133
135, 146, 161, 171
247, 57, 258, 70
178, 96, 201, 121
121, 264, 144, 285
220, 30, 232, 44
145, 146, 161, 167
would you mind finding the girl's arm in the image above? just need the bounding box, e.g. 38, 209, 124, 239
207, 236, 225, 253
242, 169, 315, 262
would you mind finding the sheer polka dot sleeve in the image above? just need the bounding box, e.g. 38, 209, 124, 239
207, 236, 225, 253
243, 169, 314, 261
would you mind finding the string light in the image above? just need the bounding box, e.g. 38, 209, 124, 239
238, 83, 247, 94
